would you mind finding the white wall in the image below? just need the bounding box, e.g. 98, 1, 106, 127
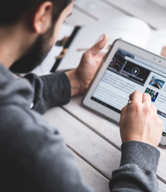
148, 0, 166, 7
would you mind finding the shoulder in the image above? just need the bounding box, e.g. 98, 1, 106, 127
0, 104, 64, 151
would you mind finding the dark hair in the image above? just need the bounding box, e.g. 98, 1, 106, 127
0, 0, 72, 26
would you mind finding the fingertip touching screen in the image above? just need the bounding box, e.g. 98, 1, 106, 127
91, 49, 166, 136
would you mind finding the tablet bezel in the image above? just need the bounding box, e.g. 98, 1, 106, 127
82, 39, 166, 145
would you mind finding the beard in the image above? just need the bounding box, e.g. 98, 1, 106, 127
10, 26, 54, 74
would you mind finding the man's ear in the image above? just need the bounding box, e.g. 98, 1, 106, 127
32, 2, 53, 34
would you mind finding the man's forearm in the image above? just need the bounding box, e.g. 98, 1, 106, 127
24, 72, 71, 114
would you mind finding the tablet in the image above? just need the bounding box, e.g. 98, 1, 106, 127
82, 39, 166, 146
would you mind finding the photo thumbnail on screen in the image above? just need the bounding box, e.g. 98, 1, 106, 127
149, 76, 165, 90
108, 49, 150, 86
145, 88, 159, 102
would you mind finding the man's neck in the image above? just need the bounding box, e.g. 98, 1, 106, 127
0, 26, 20, 68
0, 24, 36, 69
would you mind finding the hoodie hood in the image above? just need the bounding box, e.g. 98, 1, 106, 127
0, 64, 33, 107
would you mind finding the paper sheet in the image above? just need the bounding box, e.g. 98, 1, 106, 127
145, 29, 166, 55
57, 16, 151, 71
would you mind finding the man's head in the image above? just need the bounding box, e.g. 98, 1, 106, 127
0, 0, 74, 73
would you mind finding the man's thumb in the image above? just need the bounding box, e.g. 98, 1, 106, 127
89, 35, 108, 56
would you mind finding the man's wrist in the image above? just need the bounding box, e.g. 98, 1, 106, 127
65, 69, 85, 97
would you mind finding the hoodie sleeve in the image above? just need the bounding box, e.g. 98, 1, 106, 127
109, 141, 160, 192
24, 72, 71, 114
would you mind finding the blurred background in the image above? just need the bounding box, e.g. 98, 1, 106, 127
33, 0, 166, 76
148, 0, 166, 8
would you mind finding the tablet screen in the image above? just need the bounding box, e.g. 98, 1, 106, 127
91, 49, 166, 136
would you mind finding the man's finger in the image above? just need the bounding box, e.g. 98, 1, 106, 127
99, 52, 107, 60
121, 105, 128, 117
89, 35, 108, 56
151, 103, 157, 113
142, 93, 151, 106
120, 105, 128, 126
129, 91, 142, 103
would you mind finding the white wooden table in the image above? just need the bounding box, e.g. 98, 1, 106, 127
41, 1, 166, 191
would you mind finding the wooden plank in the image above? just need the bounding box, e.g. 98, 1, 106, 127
74, 153, 165, 192
74, 0, 126, 21
63, 96, 121, 148
65, 6, 95, 26
101, 0, 166, 29
159, 179, 166, 192
62, 96, 166, 182
74, 153, 110, 192
43, 107, 121, 179
43, 106, 166, 190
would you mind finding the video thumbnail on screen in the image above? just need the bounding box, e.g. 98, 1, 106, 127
108, 49, 150, 86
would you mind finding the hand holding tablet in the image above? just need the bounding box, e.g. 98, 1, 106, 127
83, 39, 166, 146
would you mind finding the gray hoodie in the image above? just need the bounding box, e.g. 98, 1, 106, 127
0, 63, 160, 191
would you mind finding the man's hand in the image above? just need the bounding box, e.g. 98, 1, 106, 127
120, 91, 163, 148
66, 35, 108, 96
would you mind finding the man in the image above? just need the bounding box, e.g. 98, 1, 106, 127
0, 0, 163, 191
